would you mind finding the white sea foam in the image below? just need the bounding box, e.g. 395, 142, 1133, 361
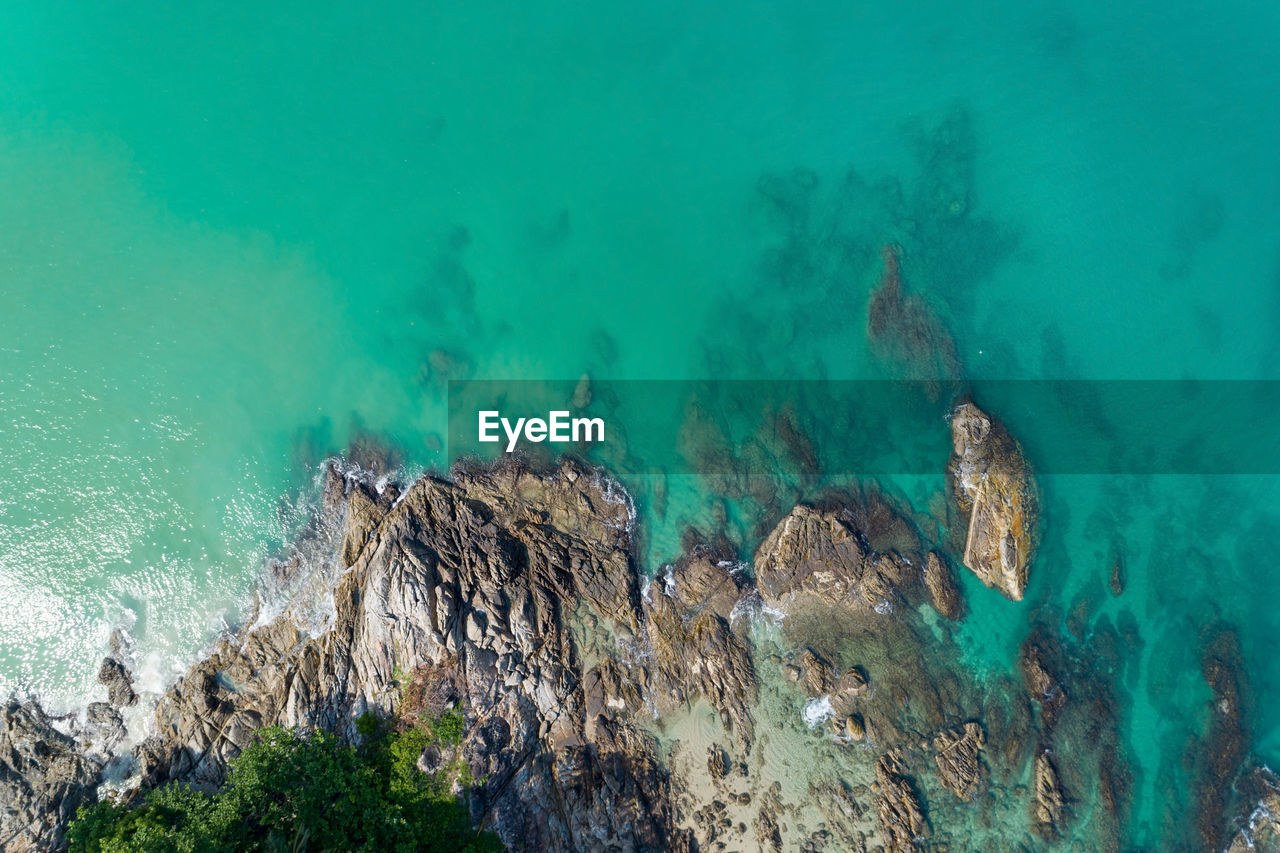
802, 695, 834, 728
589, 468, 638, 533
728, 588, 782, 626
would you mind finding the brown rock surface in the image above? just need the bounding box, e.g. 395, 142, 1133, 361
923, 551, 964, 620
875, 751, 928, 852
642, 554, 757, 745
1226, 767, 1280, 853
947, 401, 1039, 601
796, 647, 835, 697
1032, 751, 1066, 837
932, 722, 986, 801
755, 504, 918, 615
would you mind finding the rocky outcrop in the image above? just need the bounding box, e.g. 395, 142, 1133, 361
135, 459, 691, 852
947, 401, 1039, 601
795, 647, 835, 697
1226, 767, 1280, 853
0, 701, 102, 852
0, 454, 1163, 851
118, 469, 1013, 852
923, 551, 964, 620
642, 554, 757, 746
932, 722, 985, 801
1032, 751, 1066, 837
95, 657, 136, 708
755, 504, 919, 615
874, 751, 928, 852
1196, 622, 1253, 852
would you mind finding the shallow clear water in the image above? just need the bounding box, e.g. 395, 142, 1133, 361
2, 0, 1279, 846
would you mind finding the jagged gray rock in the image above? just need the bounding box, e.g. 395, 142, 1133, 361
0, 700, 102, 852
83, 703, 125, 756
96, 657, 136, 708
135, 459, 692, 853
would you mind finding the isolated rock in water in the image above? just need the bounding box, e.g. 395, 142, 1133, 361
947, 401, 1039, 601
1032, 751, 1066, 836
0, 699, 101, 852
924, 551, 964, 619
97, 656, 137, 707
932, 722, 986, 801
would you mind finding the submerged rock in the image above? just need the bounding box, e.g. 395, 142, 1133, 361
867, 243, 962, 385
1108, 553, 1126, 597
1019, 630, 1068, 729
947, 401, 1039, 601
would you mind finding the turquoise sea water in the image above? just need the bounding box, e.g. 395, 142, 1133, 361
2, 1, 1279, 846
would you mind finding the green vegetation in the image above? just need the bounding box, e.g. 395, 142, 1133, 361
67, 714, 503, 853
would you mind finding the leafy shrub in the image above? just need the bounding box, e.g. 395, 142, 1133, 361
68, 721, 503, 853
431, 709, 465, 747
